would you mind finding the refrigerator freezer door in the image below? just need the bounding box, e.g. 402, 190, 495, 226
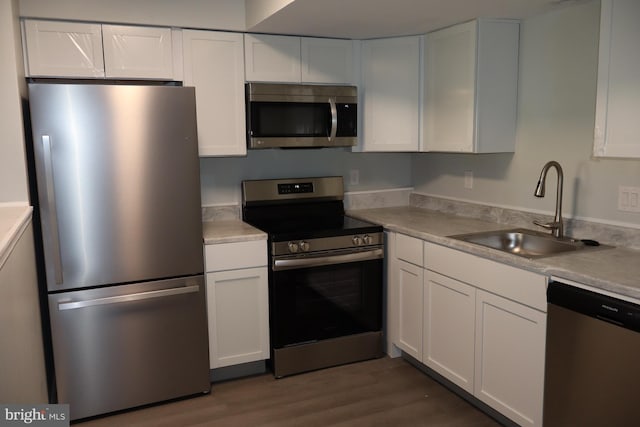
28, 84, 204, 292
48, 276, 210, 420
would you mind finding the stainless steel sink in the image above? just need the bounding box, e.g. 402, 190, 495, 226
450, 228, 606, 259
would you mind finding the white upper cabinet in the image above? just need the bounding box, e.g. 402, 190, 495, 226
102, 25, 175, 80
23, 20, 105, 78
244, 34, 302, 82
244, 34, 355, 84
182, 30, 246, 156
360, 36, 422, 152
594, 0, 640, 158
300, 37, 356, 84
23, 20, 180, 80
422, 19, 519, 153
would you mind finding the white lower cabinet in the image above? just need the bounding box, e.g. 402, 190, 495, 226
388, 232, 546, 427
204, 240, 269, 370
396, 259, 423, 360
423, 270, 475, 394
474, 289, 546, 427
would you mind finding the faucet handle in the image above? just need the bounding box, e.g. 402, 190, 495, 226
533, 219, 559, 230
533, 219, 563, 238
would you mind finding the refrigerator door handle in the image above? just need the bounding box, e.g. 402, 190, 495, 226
41, 135, 64, 285
57, 284, 200, 311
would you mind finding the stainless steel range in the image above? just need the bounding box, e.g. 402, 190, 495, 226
242, 176, 384, 378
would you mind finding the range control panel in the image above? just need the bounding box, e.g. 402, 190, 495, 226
278, 182, 314, 195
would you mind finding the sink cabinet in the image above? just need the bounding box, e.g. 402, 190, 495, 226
425, 242, 546, 427
204, 240, 269, 370
387, 232, 546, 427
423, 270, 475, 394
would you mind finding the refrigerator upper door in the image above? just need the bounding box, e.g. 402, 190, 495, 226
29, 84, 204, 292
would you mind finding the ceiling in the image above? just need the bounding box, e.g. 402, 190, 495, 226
247, 0, 583, 39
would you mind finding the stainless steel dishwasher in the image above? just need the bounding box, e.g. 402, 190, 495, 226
543, 281, 640, 426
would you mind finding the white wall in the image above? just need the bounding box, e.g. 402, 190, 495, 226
0, 0, 29, 204
412, 0, 640, 228
200, 150, 412, 206
19, 0, 246, 31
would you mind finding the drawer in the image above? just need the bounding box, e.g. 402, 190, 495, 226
205, 240, 267, 272
424, 242, 547, 312
396, 233, 424, 267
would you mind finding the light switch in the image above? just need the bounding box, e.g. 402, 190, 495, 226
618, 186, 640, 212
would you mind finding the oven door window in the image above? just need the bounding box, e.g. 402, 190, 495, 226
270, 259, 382, 348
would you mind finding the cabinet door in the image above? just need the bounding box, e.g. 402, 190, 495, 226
244, 34, 301, 82
423, 270, 475, 394
206, 267, 269, 369
301, 37, 355, 84
423, 21, 476, 152
102, 25, 174, 79
23, 20, 105, 78
594, 0, 640, 158
475, 289, 546, 427
396, 259, 423, 360
360, 36, 421, 152
422, 19, 518, 153
183, 30, 246, 156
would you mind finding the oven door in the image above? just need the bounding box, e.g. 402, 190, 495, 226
270, 249, 383, 349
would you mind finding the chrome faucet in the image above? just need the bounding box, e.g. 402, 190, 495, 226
533, 161, 564, 239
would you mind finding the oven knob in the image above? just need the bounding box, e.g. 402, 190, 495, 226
363, 234, 372, 245
299, 241, 310, 252
288, 241, 300, 253
352, 235, 363, 246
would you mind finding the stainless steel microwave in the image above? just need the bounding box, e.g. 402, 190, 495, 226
246, 83, 357, 149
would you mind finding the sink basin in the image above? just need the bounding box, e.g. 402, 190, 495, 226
450, 228, 604, 259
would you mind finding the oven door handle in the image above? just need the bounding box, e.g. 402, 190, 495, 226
273, 248, 383, 271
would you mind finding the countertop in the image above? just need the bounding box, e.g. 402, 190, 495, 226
347, 206, 640, 302
0, 204, 33, 270
203, 219, 267, 245
201, 206, 640, 301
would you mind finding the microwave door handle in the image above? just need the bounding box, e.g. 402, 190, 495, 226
328, 98, 337, 142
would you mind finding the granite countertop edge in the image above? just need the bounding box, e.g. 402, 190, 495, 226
202, 219, 267, 245
347, 206, 640, 302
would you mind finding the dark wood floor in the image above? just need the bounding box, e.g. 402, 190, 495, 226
78, 357, 501, 427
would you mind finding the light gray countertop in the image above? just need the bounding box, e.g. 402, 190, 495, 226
0, 204, 33, 270
347, 206, 640, 301
203, 219, 267, 245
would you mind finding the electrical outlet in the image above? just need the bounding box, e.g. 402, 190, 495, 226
464, 171, 473, 189
618, 186, 640, 212
350, 169, 360, 186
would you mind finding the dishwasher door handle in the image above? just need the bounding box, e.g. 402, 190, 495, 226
57, 285, 200, 311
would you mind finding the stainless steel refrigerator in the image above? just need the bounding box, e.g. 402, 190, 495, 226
28, 83, 210, 420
